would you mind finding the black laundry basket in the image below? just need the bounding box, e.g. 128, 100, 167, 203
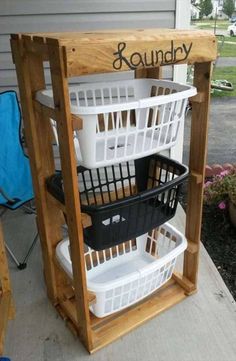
46, 154, 188, 250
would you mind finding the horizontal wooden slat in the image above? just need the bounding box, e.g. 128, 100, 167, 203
1, 13, 174, 35
1, 0, 175, 16
40, 29, 217, 76
90, 279, 186, 353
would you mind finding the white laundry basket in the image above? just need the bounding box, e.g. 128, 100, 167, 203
56, 222, 187, 318
36, 79, 196, 168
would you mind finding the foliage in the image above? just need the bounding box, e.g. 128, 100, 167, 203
199, 0, 213, 18
223, 0, 235, 18
204, 169, 236, 209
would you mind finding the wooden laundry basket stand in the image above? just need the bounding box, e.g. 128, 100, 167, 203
10, 29, 217, 353
0, 221, 14, 355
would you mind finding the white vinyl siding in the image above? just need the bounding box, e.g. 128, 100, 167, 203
0, 0, 176, 93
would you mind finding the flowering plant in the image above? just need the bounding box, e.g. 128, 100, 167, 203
204, 168, 236, 210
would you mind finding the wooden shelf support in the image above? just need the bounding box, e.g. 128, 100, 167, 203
10, 29, 216, 354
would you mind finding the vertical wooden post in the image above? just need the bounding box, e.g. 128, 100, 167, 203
10, 35, 64, 303
135, 67, 162, 79
46, 39, 92, 350
0, 222, 14, 355
184, 62, 212, 287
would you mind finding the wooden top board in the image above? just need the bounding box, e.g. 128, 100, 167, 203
11, 29, 217, 77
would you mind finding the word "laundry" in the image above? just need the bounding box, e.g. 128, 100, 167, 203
113, 41, 193, 70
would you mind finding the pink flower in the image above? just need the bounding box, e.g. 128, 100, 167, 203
204, 181, 212, 188
220, 170, 229, 177
218, 201, 226, 210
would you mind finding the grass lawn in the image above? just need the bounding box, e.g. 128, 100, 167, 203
192, 20, 229, 30
220, 42, 236, 57
212, 66, 236, 97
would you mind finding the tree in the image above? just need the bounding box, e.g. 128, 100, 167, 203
223, 0, 235, 18
199, 0, 213, 18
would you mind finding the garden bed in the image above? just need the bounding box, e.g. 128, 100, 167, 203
201, 205, 236, 300
180, 185, 236, 300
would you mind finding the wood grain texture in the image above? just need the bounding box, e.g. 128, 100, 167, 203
12, 29, 217, 76
0, 222, 14, 355
184, 62, 212, 286
11, 37, 65, 304
47, 42, 93, 350
10, 29, 214, 353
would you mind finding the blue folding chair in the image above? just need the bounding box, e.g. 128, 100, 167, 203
0, 91, 38, 269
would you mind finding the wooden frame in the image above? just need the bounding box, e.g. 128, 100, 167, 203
0, 221, 14, 355
10, 29, 216, 354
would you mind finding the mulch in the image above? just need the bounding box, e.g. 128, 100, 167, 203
201, 205, 236, 300
179, 185, 236, 300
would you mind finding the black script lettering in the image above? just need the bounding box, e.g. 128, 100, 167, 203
174, 46, 183, 62
155, 50, 164, 65
130, 52, 144, 67
164, 40, 174, 63
182, 43, 193, 61
144, 51, 155, 67
112, 41, 193, 71
113, 42, 136, 70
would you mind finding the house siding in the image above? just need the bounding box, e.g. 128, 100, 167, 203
0, 0, 177, 93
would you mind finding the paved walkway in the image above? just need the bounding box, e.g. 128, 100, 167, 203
2, 206, 236, 361
183, 97, 236, 165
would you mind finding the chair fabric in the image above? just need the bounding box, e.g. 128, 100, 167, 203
0, 91, 34, 209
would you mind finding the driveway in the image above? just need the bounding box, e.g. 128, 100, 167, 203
183, 97, 236, 165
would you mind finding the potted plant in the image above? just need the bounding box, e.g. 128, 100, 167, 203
204, 168, 236, 227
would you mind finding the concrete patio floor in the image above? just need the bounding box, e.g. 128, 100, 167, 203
2, 205, 236, 361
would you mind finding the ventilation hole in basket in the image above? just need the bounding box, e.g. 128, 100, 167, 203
129, 290, 136, 302
121, 293, 129, 307
171, 235, 177, 243
167, 266, 174, 279
105, 249, 111, 261
113, 296, 121, 310
150, 85, 158, 97
108, 142, 127, 151
111, 246, 118, 258
151, 280, 156, 290
98, 251, 105, 264
132, 280, 138, 289
118, 243, 124, 255
124, 283, 131, 292
144, 283, 151, 294
106, 289, 113, 299
165, 262, 171, 269
102, 214, 126, 226
85, 254, 92, 271
156, 275, 162, 287
163, 270, 169, 281
105, 299, 112, 313
115, 286, 122, 296
160, 266, 165, 273
137, 287, 144, 298
131, 239, 137, 251
124, 241, 130, 253
151, 241, 156, 256
160, 228, 166, 235
166, 231, 171, 240
145, 237, 151, 253
140, 277, 146, 285
91, 252, 98, 267
153, 269, 159, 277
